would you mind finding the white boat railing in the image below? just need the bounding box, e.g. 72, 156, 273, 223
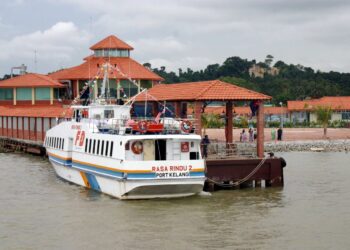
70, 117, 199, 135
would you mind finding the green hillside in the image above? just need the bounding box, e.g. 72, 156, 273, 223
147, 56, 350, 105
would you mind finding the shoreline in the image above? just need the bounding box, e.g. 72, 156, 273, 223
205, 128, 350, 153
236, 139, 350, 153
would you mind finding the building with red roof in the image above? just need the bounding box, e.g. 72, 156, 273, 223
0, 73, 64, 106
288, 96, 350, 123
49, 35, 163, 100
136, 80, 271, 101
0, 34, 163, 144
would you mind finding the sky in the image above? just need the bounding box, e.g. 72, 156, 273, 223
1, 0, 350, 77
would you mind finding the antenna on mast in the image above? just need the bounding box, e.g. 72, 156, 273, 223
34, 50, 37, 72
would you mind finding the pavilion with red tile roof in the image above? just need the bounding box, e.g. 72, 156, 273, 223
136, 80, 272, 157
49, 35, 163, 100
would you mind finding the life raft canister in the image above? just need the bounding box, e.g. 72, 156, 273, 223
180, 120, 193, 133
137, 120, 148, 133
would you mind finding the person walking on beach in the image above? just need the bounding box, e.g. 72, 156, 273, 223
271, 128, 276, 142
277, 127, 283, 141
249, 128, 254, 142
240, 129, 248, 142
201, 135, 210, 158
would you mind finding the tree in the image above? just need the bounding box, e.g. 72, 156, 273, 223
142, 62, 151, 69
264, 55, 274, 67
201, 114, 209, 135
314, 106, 333, 138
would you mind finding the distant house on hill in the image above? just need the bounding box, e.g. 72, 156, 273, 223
249, 64, 280, 78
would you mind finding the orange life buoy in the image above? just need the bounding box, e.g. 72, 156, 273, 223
180, 120, 193, 133
138, 120, 148, 133
131, 141, 143, 154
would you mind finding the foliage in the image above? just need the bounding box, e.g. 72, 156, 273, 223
201, 114, 224, 129
144, 55, 350, 105
314, 105, 333, 137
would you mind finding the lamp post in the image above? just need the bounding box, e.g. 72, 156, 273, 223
279, 102, 283, 128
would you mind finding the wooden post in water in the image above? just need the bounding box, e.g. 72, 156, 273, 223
255, 179, 262, 187
257, 101, 265, 158
225, 101, 233, 144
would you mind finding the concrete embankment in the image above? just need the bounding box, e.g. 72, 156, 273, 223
236, 139, 350, 153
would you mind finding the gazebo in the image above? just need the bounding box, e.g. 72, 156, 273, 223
136, 80, 271, 158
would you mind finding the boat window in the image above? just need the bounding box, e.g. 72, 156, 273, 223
97, 140, 100, 155
54, 137, 57, 148
110, 141, 114, 157
105, 141, 109, 156
89, 139, 92, 153
93, 139, 96, 154
62, 139, 65, 150
155, 140, 166, 161
101, 141, 104, 155
190, 152, 200, 160
85, 138, 88, 152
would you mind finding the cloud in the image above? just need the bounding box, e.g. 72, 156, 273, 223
52, 0, 350, 72
2, 0, 350, 75
0, 22, 90, 74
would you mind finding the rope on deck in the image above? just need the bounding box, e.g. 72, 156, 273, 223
206, 157, 267, 187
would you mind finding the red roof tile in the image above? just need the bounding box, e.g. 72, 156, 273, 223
136, 80, 271, 101
287, 96, 350, 111
0, 73, 64, 88
49, 57, 163, 81
90, 35, 134, 50
0, 105, 72, 118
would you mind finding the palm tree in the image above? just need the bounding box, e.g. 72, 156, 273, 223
201, 114, 209, 135
314, 106, 333, 138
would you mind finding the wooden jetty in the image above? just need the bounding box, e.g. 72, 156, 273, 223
205, 157, 285, 191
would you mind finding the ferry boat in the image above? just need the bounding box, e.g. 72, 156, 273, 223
44, 65, 205, 199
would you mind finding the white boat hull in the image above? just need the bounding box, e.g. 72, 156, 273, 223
50, 160, 205, 200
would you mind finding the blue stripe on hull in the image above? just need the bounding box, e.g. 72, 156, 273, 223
49, 156, 72, 166
85, 173, 101, 191
72, 161, 124, 178
49, 155, 205, 180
